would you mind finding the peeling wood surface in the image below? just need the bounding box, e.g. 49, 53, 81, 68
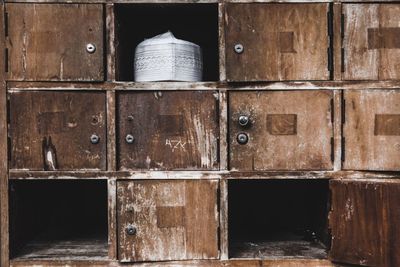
117, 180, 219, 262
225, 3, 329, 81
329, 179, 400, 267
9, 91, 107, 170
117, 91, 219, 170
343, 4, 400, 80
5, 4, 104, 81
229, 90, 333, 171
107, 179, 117, 260
343, 90, 400, 170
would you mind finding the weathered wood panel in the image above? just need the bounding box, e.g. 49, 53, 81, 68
225, 3, 329, 81
330, 179, 400, 267
229, 90, 333, 171
5, 4, 104, 81
117, 91, 219, 170
343, 90, 400, 170
343, 4, 400, 80
9, 91, 107, 170
117, 180, 219, 262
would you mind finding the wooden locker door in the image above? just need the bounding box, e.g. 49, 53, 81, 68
117, 91, 219, 170
343, 90, 400, 170
5, 4, 104, 81
9, 91, 107, 170
117, 180, 219, 262
225, 3, 330, 82
329, 179, 400, 267
229, 90, 333, 171
343, 4, 400, 80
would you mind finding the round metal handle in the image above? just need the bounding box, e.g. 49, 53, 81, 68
125, 134, 135, 144
237, 133, 249, 145
126, 224, 137, 236
238, 115, 250, 127
86, 43, 96, 54
234, 44, 244, 54
90, 134, 100, 144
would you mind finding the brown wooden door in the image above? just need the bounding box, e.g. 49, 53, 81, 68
117, 180, 219, 262
5, 4, 104, 81
9, 91, 107, 170
343, 90, 400, 170
117, 91, 219, 170
229, 90, 333, 171
343, 4, 400, 80
329, 179, 400, 267
225, 3, 330, 82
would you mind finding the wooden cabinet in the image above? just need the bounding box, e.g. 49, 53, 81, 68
9, 91, 107, 170
329, 179, 400, 267
342, 4, 400, 80
5, 4, 104, 81
117, 91, 219, 170
343, 90, 400, 170
117, 180, 219, 262
225, 3, 330, 82
229, 90, 333, 171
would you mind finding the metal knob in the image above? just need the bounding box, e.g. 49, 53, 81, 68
90, 134, 100, 144
125, 134, 135, 144
238, 115, 250, 127
86, 43, 96, 54
237, 133, 249, 145
234, 44, 244, 54
126, 224, 137, 236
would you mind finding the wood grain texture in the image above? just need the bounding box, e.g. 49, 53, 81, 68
343, 4, 400, 80
0, 3, 9, 267
329, 179, 400, 267
343, 90, 400, 170
108, 179, 117, 260
5, 3, 104, 81
117, 180, 219, 262
229, 90, 333, 171
9, 91, 107, 170
117, 91, 219, 170
225, 3, 329, 81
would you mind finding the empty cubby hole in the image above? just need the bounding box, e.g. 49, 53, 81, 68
228, 179, 330, 259
9, 180, 108, 261
114, 3, 219, 81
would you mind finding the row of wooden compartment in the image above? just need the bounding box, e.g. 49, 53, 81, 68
8, 89, 400, 171
4, 3, 400, 82
9, 178, 400, 267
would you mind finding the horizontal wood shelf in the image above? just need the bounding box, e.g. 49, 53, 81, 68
7, 80, 400, 91
8, 170, 400, 179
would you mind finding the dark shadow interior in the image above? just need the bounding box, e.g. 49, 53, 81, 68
228, 179, 330, 259
9, 180, 108, 260
114, 3, 219, 81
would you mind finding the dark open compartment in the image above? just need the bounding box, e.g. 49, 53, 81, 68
9, 180, 108, 261
228, 179, 330, 259
114, 3, 219, 82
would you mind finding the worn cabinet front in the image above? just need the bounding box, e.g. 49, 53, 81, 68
10, 91, 106, 170
329, 179, 400, 267
117, 91, 219, 170
5, 4, 104, 81
225, 3, 330, 82
229, 90, 333, 171
117, 180, 219, 262
343, 90, 400, 170
343, 4, 400, 80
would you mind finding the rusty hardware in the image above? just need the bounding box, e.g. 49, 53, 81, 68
237, 133, 249, 145
86, 43, 96, 54
238, 115, 250, 127
126, 224, 137, 235
125, 134, 135, 144
90, 134, 100, 144
234, 44, 244, 54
